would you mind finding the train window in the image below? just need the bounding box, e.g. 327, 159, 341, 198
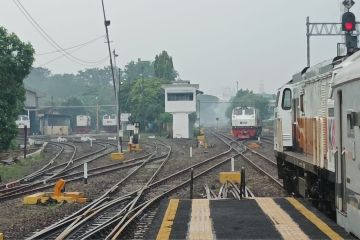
245, 108, 254, 115
328, 108, 334, 117
347, 112, 355, 138
300, 94, 304, 112
233, 108, 243, 115
167, 93, 194, 101
282, 88, 292, 110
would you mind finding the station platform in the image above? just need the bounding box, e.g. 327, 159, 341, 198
146, 198, 355, 240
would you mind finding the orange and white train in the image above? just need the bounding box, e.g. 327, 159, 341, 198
275, 51, 360, 238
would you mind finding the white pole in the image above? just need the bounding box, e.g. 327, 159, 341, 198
90, 139, 93, 147
190, 147, 193, 158
84, 162, 88, 184
258, 137, 260, 142
231, 157, 234, 171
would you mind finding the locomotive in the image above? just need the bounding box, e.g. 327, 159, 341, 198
74, 115, 91, 134
16, 114, 30, 135
102, 114, 117, 133
275, 51, 360, 238
231, 106, 262, 139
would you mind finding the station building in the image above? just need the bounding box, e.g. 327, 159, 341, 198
39, 114, 71, 135
162, 80, 199, 138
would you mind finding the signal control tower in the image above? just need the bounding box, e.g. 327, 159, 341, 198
162, 81, 199, 138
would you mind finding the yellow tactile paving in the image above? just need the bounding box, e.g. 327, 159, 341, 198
256, 198, 310, 240
187, 199, 215, 240
156, 199, 180, 240
287, 197, 344, 240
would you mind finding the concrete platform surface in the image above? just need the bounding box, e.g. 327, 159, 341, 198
146, 198, 355, 240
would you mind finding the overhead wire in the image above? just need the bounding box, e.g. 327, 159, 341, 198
13, 0, 109, 67
36, 35, 105, 56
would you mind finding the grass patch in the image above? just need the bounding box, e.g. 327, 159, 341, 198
0, 153, 44, 183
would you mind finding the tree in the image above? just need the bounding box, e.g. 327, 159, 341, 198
129, 78, 165, 130
154, 50, 177, 82
0, 27, 34, 151
124, 59, 154, 84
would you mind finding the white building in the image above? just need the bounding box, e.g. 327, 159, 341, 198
162, 81, 199, 138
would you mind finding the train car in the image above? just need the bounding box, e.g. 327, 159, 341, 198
331, 52, 360, 238
275, 59, 337, 215
231, 106, 262, 139
16, 115, 30, 129
74, 115, 91, 134
274, 49, 360, 239
15, 114, 31, 135
102, 114, 117, 133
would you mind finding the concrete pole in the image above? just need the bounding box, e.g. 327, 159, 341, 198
24, 125, 27, 159
84, 162, 88, 184
306, 16, 311, 67
190, 168, 194, 199
190, 146, 192, 158
96, 103, 99, 133
231, 157, 234, 171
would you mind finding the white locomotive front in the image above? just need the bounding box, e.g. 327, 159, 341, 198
15, 115, 30, 129
231, 107, 261, 139
102, 114, 117, 132
75, 115, 91, 134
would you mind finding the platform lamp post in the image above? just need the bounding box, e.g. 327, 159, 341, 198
101, 0, 123, 157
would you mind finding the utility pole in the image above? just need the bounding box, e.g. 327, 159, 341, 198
96, 96, 99, 133
101, 0, 121, 153
113, 49, 123, 152
51, 96, 54, 136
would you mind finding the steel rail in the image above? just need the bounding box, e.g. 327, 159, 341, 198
0, 142, 110, 201
212, 132, 283, 188
60, 141, 171, 240
29, 138, 237, 240
26, 141, 162, 240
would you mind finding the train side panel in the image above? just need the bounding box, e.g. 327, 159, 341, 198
275, 67, 336, 215
333, 65, 360, 238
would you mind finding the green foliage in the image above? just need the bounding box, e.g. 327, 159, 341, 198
24, 50, 178, 134
226, 89, 272, 120
129, 78, 166, 130
159, 112, 172, 124
0, 27, 34, 151
124, 59, 154, 84
154, 50, 177, 82
0, 153, 44, 182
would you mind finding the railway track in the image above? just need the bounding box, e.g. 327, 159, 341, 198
28, 137, 240, 240
0, 141, 114, 201
212, 132, 283, 188
260, 135, 274, 145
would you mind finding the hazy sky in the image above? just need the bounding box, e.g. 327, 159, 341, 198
1, 0, 357, 97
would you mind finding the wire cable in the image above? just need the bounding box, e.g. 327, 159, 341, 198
13, 0, 109, 67
36, 35, 105, 56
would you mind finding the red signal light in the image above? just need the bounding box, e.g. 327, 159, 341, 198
345, 22, 354, 31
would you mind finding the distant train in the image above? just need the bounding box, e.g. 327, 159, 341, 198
16, 114, 31, 135
231, 106, 262, 139
16, 115, 30, 129
74, 115, 91, 134
275, 50, 360, 238
102, 114, 117, 132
